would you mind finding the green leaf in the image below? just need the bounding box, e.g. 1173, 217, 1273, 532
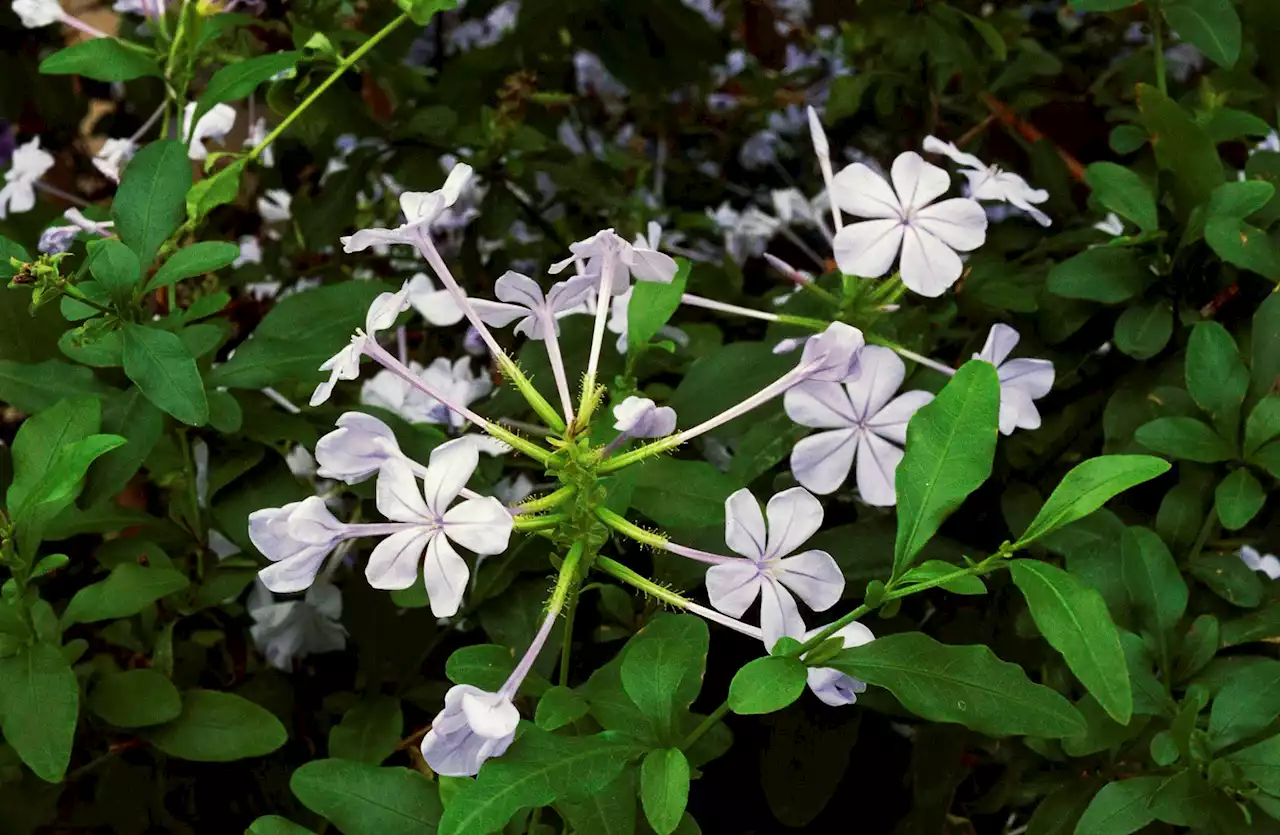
893, 361, 1001, 579
0, 642, 79, 783
395, 0, 460, 25
1175, 615, 1220, 682
145, 241, 241, 293
898, 559, 988, 595
827, 632, 1085, 738
1186, 321, 1250, 440
1205, 217, 1280, 280
534, 685, 589, 731
1109, 124, 1148, 155
147, 689, 286, 761
439, 727, 641, 835
557, 769, 637, 835
445, 644, 516, 691
1137, 84, 1224, 211
1163, 0, 1242, 68
61, 564, 190, 625
1245, 397, 1280, 458
1017, 455, 1170, 546
727, 656, 808, 715
1225, 734, 1280, 794
621, 615, 708, 735
0, 358, 115, 414
1113, 298, 1173, 360
89, 669, 182, 728
1214, 469, 1265, 530
38, 38, 161, 81
112, 140, 192, 268
1010, 561, 1132, 724
1121, 526, 1187, 635
1203, 108, 1273, 144
1085, 163, 1158, 233
1254, 291, 1280, 401
628, 258, 689, 352
1208, 659, 1280, 750
1135, 417, 1234, 463
121, 323, 209, 426
1047, 249, 1148, 303
631, 458, 739, 529
1208, 180, 1276, 219
247, 816, 318, 835
641, 748, 689, 835
87, 239, 141, 310
82, 387, 164, 507
291, 759, 443, 835
328, 696, 403, 765
1069, 0, 1139, 9
193, 52, 302, 127
1073, 776, 1163, 835
187, 159, 245, 224
1028, 779, 1103, 835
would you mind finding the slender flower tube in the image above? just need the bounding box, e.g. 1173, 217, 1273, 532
806, 106, 843, 233
597, 556, 764, 640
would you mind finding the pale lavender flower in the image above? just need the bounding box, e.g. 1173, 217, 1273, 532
341, 164, 474, 252
1240, 546, 1280, 580
310, 284, 411, 407
182, 103, 236, 161
247, 580, 346, 671
613, 396, 677, 439
0, 137, 53, 219
974, 324, 1055, 436
471, 272, 594, 340
923, 136, 1051, 227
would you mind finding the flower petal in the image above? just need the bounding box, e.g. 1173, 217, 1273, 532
830, 163, 901, 219
912, 198, 988, 252
625, 246, 678, 284
784, 381, 857, 429
898, 224, 963, 298
977, 323, 1020, 366
724, 488, 768, 559
832, 219, 904, 279
922, 135, 986, 171
494, 271, 545, 308
705, 561, 764, 617
844, 345, 905, 420
890, 151, 952, 213
422, 439, 480, 516
376, 459, 433, 523
443, 497, 513, 555
999, 357, 1055, 399
461, 692, 520, 740
258, 546, 330, 594
998, 386, 1041, 435
790, 429, 858, 495
365, 284, 412, 333
471, 298, 528, 329
365, 528, 432, 590
759, 578, 805, 650
855, 431, 904, 507
408, 273, 466, 326
764, 487, 824, 559
546, 276, 596, 313
776, 549, 844, 611
424, 534, 469, 617
866, 390, 934, 445
341, 227, 411, 253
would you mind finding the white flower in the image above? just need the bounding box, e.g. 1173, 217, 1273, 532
93, 138, 136, 182
365, 357, 492, 429
831, 151, 987, 297
472, 272, 594, 340
315, 412, 417, 484
708, 203, 780, 265
771, 188, 823, 228
494, 473, 535, 506
366, 442, 513, 616
247, 580, 347, 671
1240, 546, 1280, 580
234, 235, 263, 268
705, 487, 845, 648
421, 683, 519, 776
341, 163, 474, 253
257, 188, 292, 223
1094, 213, 1126, 237
12, 0, 61, 27
246, 117, 274, 168
802, 621, 874, 706
923, 136, 1051, 227
785, 346, 934, 503
974, 324, 1055, 436
38, 224, 79, 254
310, 283, 411, 407
0, 137, 54, 219
613, 396, 677, 439
406, 272, 465, 327
250, 497, 351, 593
182, 102, 237, 161
796, 321, 864, 383
548, 227, 678, 289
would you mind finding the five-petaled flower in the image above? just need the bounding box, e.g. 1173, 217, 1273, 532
421, 683, 520, 777
341, 163, 474, 252
0, 137, 54, 220
800, 621, 875, 707
407, 271, 466, 327
183, 103, 237, 161
247, 580, 347, 671
472, 271, 595, 340
1240, 545, 1280, 580
310, 283, 411, 406
923, 136, 1051, 227
250, 497, 352, 594
973, 324, 1055, 436
785, 345, 934, 503
548, 227, 678, 289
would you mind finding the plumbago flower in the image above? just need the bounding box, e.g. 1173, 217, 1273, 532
974, 324, 1055, 436
182, 103, 237, 161
340, 163, 474, 252
472, 271, 595, 339
1239, 545, 1280, 580
0, 137, 54, 219
923, 136, 1051, 227
311, 283, 411, 406
314, 412, 420, 484
613, 396, 677, 439
362, 356, 491, 429
705, 487, 844, 647
247, 580, 347, 671
799, 621, 875, 706
93, 138, 136, 182
407, 271, 465, 326
784, 346, 934, 503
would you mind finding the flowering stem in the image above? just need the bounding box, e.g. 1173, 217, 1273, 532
596, 556, 762, 640
596, 507, 733, 565
579, 255, 617, 428
416, 235, 566, 434
515, 485, 575, 515
247, 13, 411, 164
500, 542, 584, 698
682, 702, 731, 750
362, 341, 553, 465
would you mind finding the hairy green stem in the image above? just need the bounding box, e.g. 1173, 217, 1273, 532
516, 486, 576, 515
595, 507, 668, 549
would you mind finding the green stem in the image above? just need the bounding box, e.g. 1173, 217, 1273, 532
549, 542, 586, 615
1185, 506, 1218, 564
60, 284, 114, 315
512, 513, 565, 532
247, 13, 411, 164
596, 556, 695, 612
481, 422, 555, 466
559, 591, 577, 688
595, 507, 668, 549
682, 702, 730, 750
496, 354, 567, 435
1150, 0, 1167, 95
776, 313, 829, 330
515, 486, 576, 515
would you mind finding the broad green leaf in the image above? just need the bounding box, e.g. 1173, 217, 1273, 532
1085, 163, 1157, 233
1207, 180, 1276, 219
291, 759, 442, 835
111, 140, 192, 268
1163, 0, 1241, 68
893, 361, 1000, 579
1010, 560, 1131, 724
534, 685, 589, 731
1121, 527, 1187, 635
38, 38, 161, 81
328, 696, 403, 765
1121, 631, 1170, 716
1203, 108, 1272, 144
145, 241, 241, 293
1016, 455, 1170, 546
1246, 152, 1280, 226
1220, 603, 1280, 647
1027, 779, 1103, 835
187, 158, 245, 224
1207, 658, 1280, 750
445, 644, 516, 691
621, 614, 708, 736
1047, 249, 1148, 303
82, 387, 164, 507
557, 769, 637, 835
631, 458, 739, 529
1136, 84, 1224, 211
1135, 417, 1234, 463
89, 669, 182, 728
87, 239, 141, 310
0, 358, 115, 414
147, 689, 286, 761
1193, 550, 1264, 607
827, 632, 1084, 738
439, 726, 642, 835
0, 642, 79, 782
1245, 397, 1280, 457
641, 748, 689, 835
1186, 321, 1249, 437
628, 258, 689, 351
1175, 614, 1220, 681
1251, 292, 1280, 401
121, 323, 209, 426
727, 656, 808, 715
1226, 734, 1280, 795
395, 0, 461, 25
1205, 217, 1280, 280
1214, 469, 1265, 530
193, 52, 302, 127
1109, 124, 1148, 155
1074, 776, 1163, 835
1113, 298, 1172, 360
247, 817, 317, 835
61, 564, 190, 625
